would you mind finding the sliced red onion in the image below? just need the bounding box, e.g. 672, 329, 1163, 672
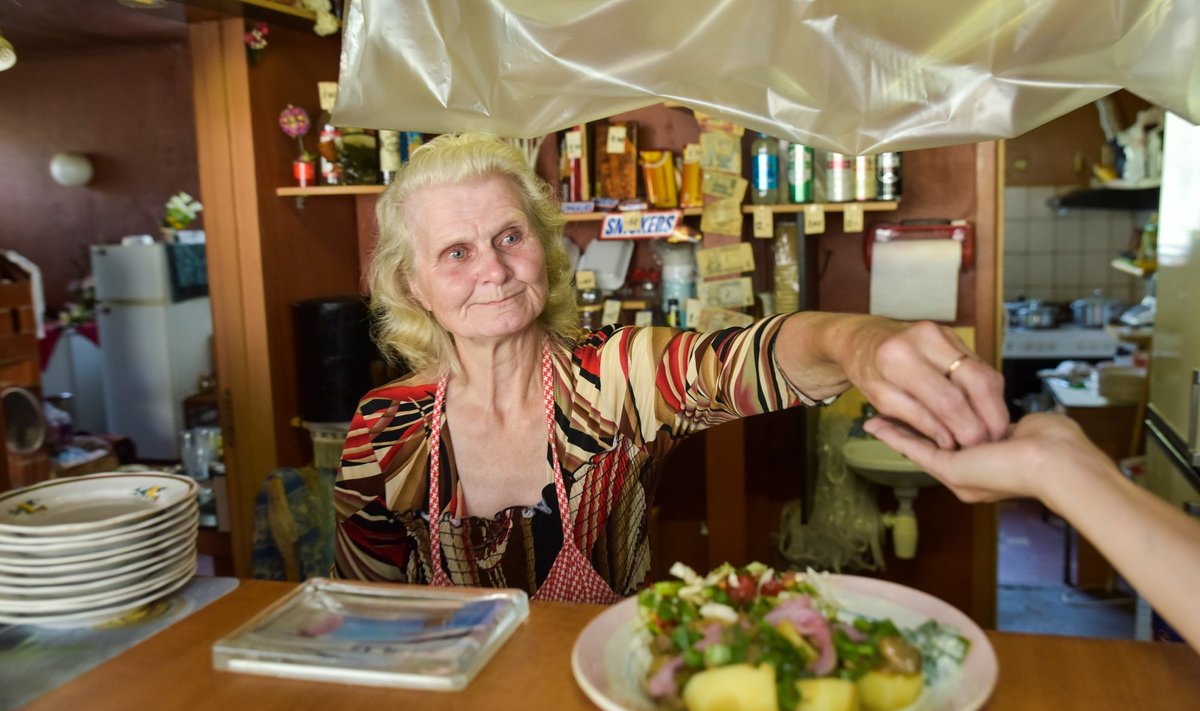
694, 622, 725, 651
836, 621, 868, 643
765, 598, 837, 675
647, 655, 685, 698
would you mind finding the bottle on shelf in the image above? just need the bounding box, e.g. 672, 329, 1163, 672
666, 298, 682, 329
773, 221, 801, 314
854, 154, 878, 201
877, 152, 902, 201
316, 81, 343, 186
786, 143, 815, 203
751, 132, 779, 204
340, 126, 380, 185
823, 151, 853, 202
379, 129, 401, 185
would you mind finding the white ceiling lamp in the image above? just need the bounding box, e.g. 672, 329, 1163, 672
0, 29, 16, 72
49, 152, 94, 187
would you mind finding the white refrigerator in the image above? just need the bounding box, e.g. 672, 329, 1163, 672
1145, 113, 1200, 508
91, 243, 213, 461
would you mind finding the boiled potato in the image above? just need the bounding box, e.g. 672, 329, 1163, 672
682, 663, 779, 711
855, 669, 923, 711
794, 677, 859, 711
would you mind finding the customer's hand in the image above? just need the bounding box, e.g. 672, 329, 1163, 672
864, 412, 1113, 505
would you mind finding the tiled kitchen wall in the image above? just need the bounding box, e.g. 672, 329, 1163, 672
1003, 186, 1153, 306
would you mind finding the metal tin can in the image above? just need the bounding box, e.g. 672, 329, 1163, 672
854, 154, 878, 201
877, 151, 902, 201
787, 143, 814, 203
824, 152, 853, 202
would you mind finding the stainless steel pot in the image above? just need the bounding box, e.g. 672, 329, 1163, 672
1011, 299, 1061, 329
1070, 290, 1124, 328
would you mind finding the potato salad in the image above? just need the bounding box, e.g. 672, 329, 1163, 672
635, 563, 970, 711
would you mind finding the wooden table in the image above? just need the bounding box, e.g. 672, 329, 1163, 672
22, 580, 1200, 711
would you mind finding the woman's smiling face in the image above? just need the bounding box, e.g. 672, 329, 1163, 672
405, 175, 548, 345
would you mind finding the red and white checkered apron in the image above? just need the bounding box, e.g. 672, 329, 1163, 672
426, 344, 621, 604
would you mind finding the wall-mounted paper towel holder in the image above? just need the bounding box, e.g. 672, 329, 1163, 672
864, 221, 974, 271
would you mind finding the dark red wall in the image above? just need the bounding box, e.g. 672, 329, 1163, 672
0, 42, 199, 312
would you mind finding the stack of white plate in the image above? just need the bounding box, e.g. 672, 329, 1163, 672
0, 472, 199, 626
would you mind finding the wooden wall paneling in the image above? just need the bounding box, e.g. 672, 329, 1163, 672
244, 23, 361, 469
189, 19, 277, 577
355, 195, 378, 294
971, 140, 1001, 628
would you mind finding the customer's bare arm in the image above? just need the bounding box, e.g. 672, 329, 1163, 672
867, 412, 1200, 654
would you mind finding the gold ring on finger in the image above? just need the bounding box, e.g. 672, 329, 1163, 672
944, 354, 969, 378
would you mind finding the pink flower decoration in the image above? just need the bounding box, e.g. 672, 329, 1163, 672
279, 105, 311, 139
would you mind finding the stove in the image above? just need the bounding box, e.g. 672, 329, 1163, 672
1002, 326, 1119, 360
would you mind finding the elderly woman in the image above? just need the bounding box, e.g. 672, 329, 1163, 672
333, 133, 1006, 603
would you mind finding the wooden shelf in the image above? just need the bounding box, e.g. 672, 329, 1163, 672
276, 186, 899, 219
276, 185, 386, 197
241, 0, 315, 19
563, 207, 704, 222
742, 201, 898, 213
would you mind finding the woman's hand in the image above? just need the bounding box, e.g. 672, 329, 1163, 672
864, 412, 1115, 505
781, 315, 1006, 449
842, 319, 1007, 449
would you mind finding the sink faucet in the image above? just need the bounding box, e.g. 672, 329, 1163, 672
848, 402, 878, 439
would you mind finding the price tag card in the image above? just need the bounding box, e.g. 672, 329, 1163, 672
698, 276, 756, 308
700, 198, 744, 236
685, 298, 703, 329
699, 131, 741, 174
843, 203, 864, 233
696, 242, 756, 278
575, 270, 597, 290
634, 310, 655, 327
683, 143, 702, 164
565, 130, 584, 160
606, 125, 628, 154
621, 211, 642, 234
318, 81, 339, 110
602, 299, 623, 325
803, 204, 826, 235
702, 172, 748, 202
752, 206, 774, 238
696, 307, 756, 332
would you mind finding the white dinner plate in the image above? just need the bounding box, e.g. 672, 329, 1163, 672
571, 575, 998, 711
0, 508, 197, 573
0, 500, 198, 557
0, 472, 195, 536
0, 551, 197, 614
0, 543, 197, 598
0, 493, 196, 545
0, 533, 192, 587
0, 561, 196, 627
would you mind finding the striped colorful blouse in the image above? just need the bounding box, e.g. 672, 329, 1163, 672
332, 315, 816, 597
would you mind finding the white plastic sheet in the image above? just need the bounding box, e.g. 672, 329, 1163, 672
334, 0, 1199, 154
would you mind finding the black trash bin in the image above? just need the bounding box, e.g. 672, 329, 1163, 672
293, 297, 377, 423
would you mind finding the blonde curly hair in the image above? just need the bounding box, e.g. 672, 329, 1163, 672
369, 133, 580, 375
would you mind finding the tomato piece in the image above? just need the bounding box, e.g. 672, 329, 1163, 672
760, 578, 785, 597
727, 574, 757, 605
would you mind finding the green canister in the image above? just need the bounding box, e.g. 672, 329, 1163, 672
787, 143, 814, 203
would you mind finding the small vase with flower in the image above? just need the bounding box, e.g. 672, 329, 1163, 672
279, 105, 316, 187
